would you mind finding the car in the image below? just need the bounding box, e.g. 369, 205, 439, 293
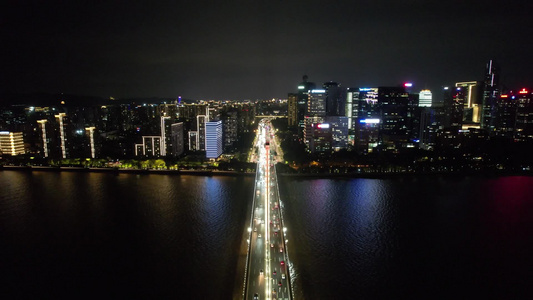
254, 293, 259, 300
282, 273, 286, 280
260, 269, 264, 276
254, 227, 257, 232
258, 234, 261, 238
273, 270, 277, 275
280, 261, 285, 266
278, 281, 282, 286
279, 247, 283, 253
270, 243, 274, 248
274, 231, 278, 235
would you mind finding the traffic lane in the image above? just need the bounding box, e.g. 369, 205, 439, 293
268, 216, 289, 297
248, 229, 265, 297
247, 192, 266, 299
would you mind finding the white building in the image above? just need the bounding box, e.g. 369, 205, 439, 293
419, 90, 432, 107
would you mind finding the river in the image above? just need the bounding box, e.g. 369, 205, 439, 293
1, 171, 532, 299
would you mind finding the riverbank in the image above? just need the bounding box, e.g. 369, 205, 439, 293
2, 164, 530, 178
0, 165, 256, 177
277, 169, 533, 178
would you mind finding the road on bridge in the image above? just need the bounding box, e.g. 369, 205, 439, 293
245, 119, 292, 300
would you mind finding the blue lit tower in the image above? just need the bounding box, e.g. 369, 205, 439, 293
205, 120, 223, 159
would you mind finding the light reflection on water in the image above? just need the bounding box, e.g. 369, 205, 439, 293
0, 171, 254, 299
1, 171, 532, 299
279, 176, 533, 299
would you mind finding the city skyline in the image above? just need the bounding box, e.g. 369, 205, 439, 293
2, 1, 532, 101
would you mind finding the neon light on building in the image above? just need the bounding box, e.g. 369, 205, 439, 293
359, 118, 380, 124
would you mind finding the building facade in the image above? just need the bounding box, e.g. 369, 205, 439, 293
205, 121, 223, 159
0, 131, 25, 156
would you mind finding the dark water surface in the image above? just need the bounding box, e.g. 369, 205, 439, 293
1, 171, 532, 299
278, 175, 533, 299
0, 171, 253, 298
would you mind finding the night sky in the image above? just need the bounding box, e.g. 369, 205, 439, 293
1, 0, 532, 101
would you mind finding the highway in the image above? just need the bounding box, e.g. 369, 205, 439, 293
245, 119, 292, 300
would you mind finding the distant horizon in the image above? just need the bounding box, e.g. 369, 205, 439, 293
3, 74, 532, 105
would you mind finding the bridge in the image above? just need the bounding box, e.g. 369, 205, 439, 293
244, 119, 293, 300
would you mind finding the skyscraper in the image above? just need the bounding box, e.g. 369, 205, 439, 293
37, 119, 49, 158
307, 89, 327, 117
54, 113, 68, 159
323, 81, 346, 116
142, 136, 162, 157
197, 114, 208, 151
297, 75, 316, 136
419, 90, 432, 107
160, 116, 171, 156
223, 111, 238, 149
325, 116, 348, 151
345, 88, 356, 130
493, 93, 516, 138
304, 89, 327, 149
455, 81, 482, 124
0, 131, 25, 156
514, 88, 532, 141
205, 120, 223, 159
377, 86, 413, 150
287, 93, 298, 127
170, 122, 184, 156
85, 127, 97, 158
481, 60, 500, 132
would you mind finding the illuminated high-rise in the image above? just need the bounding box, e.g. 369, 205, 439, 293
307, 89, 326, 117
55, 113, 68, 158
514, 88, 533, 141
345, 88, 356, 130
85, 127, 97, 158
0, 131, 25, 156
481, 60, 500, 132
160, 116, 170, 156
142, 136, 162, 157
493, 93, 516, 138
325, 116, 348, 151
188, 131, 198, 151
205, 120, 223, 159
287, 93, 298, 127
419, 90, 432, 107
304, 89, 326, 149
352, 86, 415, 152
37, 119, 49, 157
297, 75, 316, 136
455, 81, 482, 124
